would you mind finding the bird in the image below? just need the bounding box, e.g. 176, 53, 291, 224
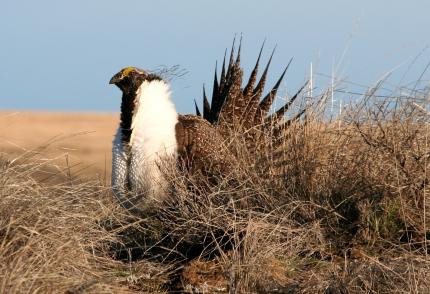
109, 41, 307, 212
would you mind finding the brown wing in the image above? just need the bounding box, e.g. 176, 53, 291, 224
175, 115, 235, 175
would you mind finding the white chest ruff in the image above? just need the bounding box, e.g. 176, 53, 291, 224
112, 80, 179, 208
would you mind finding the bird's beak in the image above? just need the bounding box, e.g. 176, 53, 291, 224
109, 73, 122, 85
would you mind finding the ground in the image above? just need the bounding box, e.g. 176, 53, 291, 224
0, 111, 118, 178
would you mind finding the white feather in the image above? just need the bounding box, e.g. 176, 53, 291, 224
128, 80, 178, 203
111, 127, 131, 208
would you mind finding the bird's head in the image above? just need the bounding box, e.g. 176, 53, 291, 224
109, 66, 161, 95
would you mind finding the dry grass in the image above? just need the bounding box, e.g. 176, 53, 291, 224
1, 88, 430, 293
0, 157, 173, 293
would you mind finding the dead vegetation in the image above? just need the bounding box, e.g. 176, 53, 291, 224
1, 83, 430, 293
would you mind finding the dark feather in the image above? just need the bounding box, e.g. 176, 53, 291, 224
236, 35, 242, 66
194, 99, 201, 117
257, 58, 292, 118
202, 85, 211, 121
226, 37, 236, 81
243, 41, 265, 96
252, 46, 276, 98
209, 62, 220, 122
211, 62, 219, 106
220, 49, 227, 87
265, 81, 308, 124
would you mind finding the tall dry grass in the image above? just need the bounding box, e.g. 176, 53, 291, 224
1, 81, 430, 293
0, 155, 172, 293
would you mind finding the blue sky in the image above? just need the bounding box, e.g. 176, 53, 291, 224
1, 0, 429, 113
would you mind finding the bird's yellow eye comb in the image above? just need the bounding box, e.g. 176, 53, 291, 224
121, 67, 145, 78
121, 67, 136, 77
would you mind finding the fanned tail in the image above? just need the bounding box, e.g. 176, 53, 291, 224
198, 40, 308, 140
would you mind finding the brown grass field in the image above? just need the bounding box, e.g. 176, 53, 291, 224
0, 111, 118, 179
1, 95, 430, 293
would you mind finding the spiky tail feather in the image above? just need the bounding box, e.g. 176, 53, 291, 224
196, 40, 310, 171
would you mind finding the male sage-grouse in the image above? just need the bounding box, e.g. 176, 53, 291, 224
110, 41, 307, 211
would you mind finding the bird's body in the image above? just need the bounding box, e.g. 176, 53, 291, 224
111, 72, 230, 210
110, 43, 307, 211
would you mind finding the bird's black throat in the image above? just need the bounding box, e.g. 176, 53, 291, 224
119, 92, 135, 145
116, 72, 162, 145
